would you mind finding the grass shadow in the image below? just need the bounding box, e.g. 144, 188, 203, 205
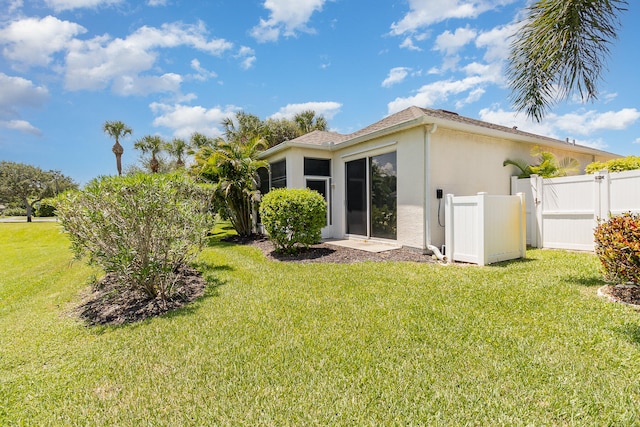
562, 275, 607, 288
160, 276, 226, 321
614, 323, 640, 346
489, 257, 537, 268
192, 260, 235, 274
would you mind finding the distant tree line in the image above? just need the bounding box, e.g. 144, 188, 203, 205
0, 161, 77, 221
103, 110, 327, 176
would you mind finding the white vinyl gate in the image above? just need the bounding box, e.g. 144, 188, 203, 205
511, 170, 640, 251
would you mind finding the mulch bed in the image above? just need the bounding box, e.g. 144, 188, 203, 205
223, 234, 438, 264
598, 284, 640, 308
74, 265, 206, 326
74, 236, 437, 325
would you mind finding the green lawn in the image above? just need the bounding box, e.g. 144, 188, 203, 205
1, 222, 639, 425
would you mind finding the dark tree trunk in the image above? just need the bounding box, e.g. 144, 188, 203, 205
150, 155, 159, 173
24, 198, 33, 222
112, 142, 124, 176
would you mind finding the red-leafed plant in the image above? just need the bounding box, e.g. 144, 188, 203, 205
594, 212, 640, 284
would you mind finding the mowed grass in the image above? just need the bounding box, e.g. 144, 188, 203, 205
1, 222, 640, 426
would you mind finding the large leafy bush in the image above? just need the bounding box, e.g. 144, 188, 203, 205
56, 173, 213, 301
594, 212, 640, 284
259, 188, 326, 254
585, 156, 640, 174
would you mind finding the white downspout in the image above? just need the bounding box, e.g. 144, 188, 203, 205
423, 123, 445, 261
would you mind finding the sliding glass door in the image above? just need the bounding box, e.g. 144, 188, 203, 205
346, 158, 367, 236
345, 152, 397, 239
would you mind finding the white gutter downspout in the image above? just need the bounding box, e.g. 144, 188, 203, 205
424, 124, 445, 261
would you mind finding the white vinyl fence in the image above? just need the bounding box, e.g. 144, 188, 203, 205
511, 170, 640, 251
444, 192, 526, 265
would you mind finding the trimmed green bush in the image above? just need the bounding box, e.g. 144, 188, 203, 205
586, 156, 640, 174
55, 173, 214, 301
35, 199, 56, 217
259, 188, 326, 254
594, 212, 640, 284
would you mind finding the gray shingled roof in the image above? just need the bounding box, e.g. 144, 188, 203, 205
269, 105, 616, 157
286, 129, 348, 146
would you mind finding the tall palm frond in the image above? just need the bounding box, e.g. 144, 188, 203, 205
503, 158, 533, 178
508, 0, 627, 121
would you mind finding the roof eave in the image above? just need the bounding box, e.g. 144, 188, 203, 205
259, 140, 333, 159
331, 116, 429, 151
260, 110, 620, 160
431, 117, 620, 158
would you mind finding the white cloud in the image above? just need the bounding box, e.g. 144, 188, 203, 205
391, 0, 516, 35
236, 46, 256, 70
0, 16, 86, 67
64, 22, 233, 94
0, 73, 49, 115
150, 102, 239, 138
399, 37, 422, 51
434, 26, 477, 55
251, 0, 326, 42
382, 67, 411, 88
478, 107, 640, 146
455, 87, 485, 108
554, 109, 640, 135
7, 0, 23, 14
44, 0, 122, 12
388, 76, 489, 113
387, 60, 501, 114
190, 59, 217, 81
112, 73, 182, 96
0, 119, 42, 136
475, 22, 519, 62
0, 74, 48, 136
634, 138, 640, 145
269, 101, 342, 120
147, 0, 167, 5
240, 56, 256, 70
571, 138, 608, 151
478, 108, 557, 137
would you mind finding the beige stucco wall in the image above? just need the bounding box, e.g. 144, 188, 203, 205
265, 147, 335, 238
427, 127, 612, 247
263, 124, 616, 250
332, 127, 426, 247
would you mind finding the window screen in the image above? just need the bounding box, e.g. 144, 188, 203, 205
304, 158, 330, 177
270, 160, 286, 189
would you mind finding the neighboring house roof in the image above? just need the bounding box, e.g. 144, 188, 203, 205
260, 106, 619, 159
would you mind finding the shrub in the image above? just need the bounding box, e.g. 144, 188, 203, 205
259, 188, 326, 254
594, 212, 640, 284
2, 206, 26, 217
36, 199, 56, 217
56, 173, 214, 301
586, 156, 640, 174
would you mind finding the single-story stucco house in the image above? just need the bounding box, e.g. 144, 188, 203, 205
258, 106, 618, 254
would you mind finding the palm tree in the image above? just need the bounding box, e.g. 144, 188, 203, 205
134, 135, 164, 173
165, 138, 188, 168
103, 120, 133, 176
508, 0, 627, 121
294, 110, 328, 134
198, 136, 267, 236
221, 111, 264, 144
503, 146, 580, 178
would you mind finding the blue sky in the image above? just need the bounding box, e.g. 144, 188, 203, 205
1, 0, 639, 184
